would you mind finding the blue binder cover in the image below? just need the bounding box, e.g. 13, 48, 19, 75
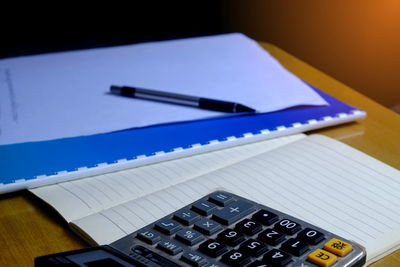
0, 87, 365, 193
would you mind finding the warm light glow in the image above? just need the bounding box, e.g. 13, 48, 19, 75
223, 0, 400, 108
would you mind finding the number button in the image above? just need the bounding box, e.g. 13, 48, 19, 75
297, 228, 325, 245
221, 250, 251, 266
262, 249, 292, 266
281, 238, 309, 256
236, 218, 263, 235
217, 229, 245, 246
274, 219, 301, 235
258, 228, 286, 246
252, 209, 279, 226
239, 239, 269, 257
199, 239, 228, 257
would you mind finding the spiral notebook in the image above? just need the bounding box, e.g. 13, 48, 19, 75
0, 86, 365, 194
30, 134, 400, 265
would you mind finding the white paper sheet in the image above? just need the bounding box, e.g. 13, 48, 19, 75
0, 33, 327, 145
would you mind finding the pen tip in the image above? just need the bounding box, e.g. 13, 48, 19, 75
236, 104, 256, 113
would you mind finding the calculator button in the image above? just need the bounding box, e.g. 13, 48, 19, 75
239, 239, 269, 257
136, 229, 161, 245
175, 229, 205, 246
217, 229, 245, 246
131, 245, 181, 267
252, 209, 279, 226
193, 218, 223, 235
154, 219, 182, 235
221, 249, 252, 266
180, 251, 208, 266
199, 239, 228, 257
247, 260, 267, 267
297, 228, 325, 245
274, 219, 302, 235
157, 239, 183, 255
173, 209, 201, 225
262, 249, 292, 266
307, 248, 337, 267
191, 200, 217, 215
203, 263, 223, 267
280, 238, 309, 256
235, 218, 263, 235
323, 238, 353, 257
208, 192, 233, 206
258, 229, 286, 246
212, 200, 255, 225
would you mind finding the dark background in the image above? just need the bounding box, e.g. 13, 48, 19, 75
2, 1, 399, 110
0, 2, 226, 58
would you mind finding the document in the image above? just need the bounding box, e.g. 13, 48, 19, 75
0, 33, 327, 145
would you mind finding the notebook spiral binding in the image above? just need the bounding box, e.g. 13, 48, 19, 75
1, 109, 365, 193
42, 109, 364, 177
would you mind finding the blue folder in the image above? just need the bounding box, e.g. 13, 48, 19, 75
0, 87, 365, 193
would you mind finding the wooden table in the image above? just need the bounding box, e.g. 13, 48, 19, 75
1, 42, 399, 266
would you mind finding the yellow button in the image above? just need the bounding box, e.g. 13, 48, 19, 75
307, 249, 337, 267
323, 238, 353, 257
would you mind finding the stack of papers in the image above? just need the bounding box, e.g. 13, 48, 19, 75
0, 33, 327, 145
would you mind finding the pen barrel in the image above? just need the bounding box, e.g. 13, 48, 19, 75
135, 88, 199, 107
111, 86, 254, 113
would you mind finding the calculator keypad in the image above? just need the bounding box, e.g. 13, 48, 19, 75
111, 191, 366, 267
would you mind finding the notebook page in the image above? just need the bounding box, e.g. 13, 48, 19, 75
31, 134, 305, 222
71, 134, 400, 263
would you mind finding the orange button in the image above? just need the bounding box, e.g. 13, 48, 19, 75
323, 238, 353, 257
307, 248, 337, 267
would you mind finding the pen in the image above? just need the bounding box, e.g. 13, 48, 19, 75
110, 85, 256, 113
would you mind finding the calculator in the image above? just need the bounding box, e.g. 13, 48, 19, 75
35, 191, 366, 267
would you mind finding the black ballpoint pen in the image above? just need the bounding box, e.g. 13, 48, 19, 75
110, 85, 256, 113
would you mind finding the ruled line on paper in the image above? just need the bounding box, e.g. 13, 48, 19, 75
265, 150, 397, 227
287, 139, 400, 218
244, 155, 385, 239
69, 134, 400, 258
32, 134, 305, 222
98, 212, 128, 235
94, 177, 125, 198
116, 204, 143, 229
82, 179, 114, 203
58, 183, 92, 209
128, 201, 158, 224
109, 207, 137, 229
297, 139, 400, 197
305, 137, 400, 185
65, 181, 103, 206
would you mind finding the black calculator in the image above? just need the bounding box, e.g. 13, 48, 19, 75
35, 191, 366, 267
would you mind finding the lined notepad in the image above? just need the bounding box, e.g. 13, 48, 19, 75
32, 134, 303, 222
30, 134, 400, 264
